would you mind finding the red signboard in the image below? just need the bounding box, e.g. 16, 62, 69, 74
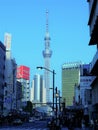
17, 65, 30, 80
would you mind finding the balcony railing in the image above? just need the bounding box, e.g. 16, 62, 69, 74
90, 8, 98, 36
90, 49, 98, 72
89, 0, 94, 14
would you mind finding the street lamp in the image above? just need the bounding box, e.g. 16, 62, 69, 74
36, 66, 56, 111
55, 87, 59, 123
58, 90, 62, 112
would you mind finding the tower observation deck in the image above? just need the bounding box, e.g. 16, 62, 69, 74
43, 11, 52, 103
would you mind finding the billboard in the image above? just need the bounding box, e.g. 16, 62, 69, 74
17, 65, 30, 80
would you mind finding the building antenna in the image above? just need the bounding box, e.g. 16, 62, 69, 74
46, 10, 49, 32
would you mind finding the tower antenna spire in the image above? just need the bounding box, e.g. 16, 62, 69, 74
46, 10, 49, 32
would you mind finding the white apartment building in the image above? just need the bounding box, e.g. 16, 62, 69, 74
4, 33, 17, 115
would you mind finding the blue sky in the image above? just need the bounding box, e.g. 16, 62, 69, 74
0, 0, 96, 91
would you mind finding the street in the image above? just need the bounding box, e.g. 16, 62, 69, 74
0, 120, 90, 130
0, 120, 48, 130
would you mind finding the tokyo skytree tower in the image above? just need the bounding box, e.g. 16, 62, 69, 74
43, 11, 52, 103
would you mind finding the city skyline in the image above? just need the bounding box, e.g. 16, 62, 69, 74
0, 0, 96, 91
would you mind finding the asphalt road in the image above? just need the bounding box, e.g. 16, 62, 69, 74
0, 120, 90, 130
0, 120, 48, 130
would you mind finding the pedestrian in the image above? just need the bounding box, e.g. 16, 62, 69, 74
90, 119, 94, 130
56, 118, 60, 130
81, 119, 85, 130
90, 119, 94, 126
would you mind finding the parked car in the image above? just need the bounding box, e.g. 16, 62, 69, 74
13, 119, 23, 125
47, 119, 52, 127
29, 117, 35, 123
47, 117, 53, 127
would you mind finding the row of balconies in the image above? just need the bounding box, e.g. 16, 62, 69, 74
87, 0, 98, 113
89, 16, 98, 45
90, 49, 98, 75
89, 0, 94, 13
89, 11, 98, 36
88, 0, 98, 45
88, 1, 98, 74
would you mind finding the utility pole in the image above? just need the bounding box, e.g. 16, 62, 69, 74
55, 87, 58, 123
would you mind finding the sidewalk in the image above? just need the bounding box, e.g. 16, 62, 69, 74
61, 127, 90, 130
61, 127, 68, 130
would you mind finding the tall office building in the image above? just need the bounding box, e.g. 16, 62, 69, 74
0, 41, 6, 114
4, 33, 11, 59
4, 33, 17, 114
87, 0, 98, 115
79, 64, 92, 106
17, 65, 30, 103
34, 74, 40, 102
62, 62, 82, 106
31, 74, 46, 107
33, 74, 45, 103
42, 11, 52, 103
